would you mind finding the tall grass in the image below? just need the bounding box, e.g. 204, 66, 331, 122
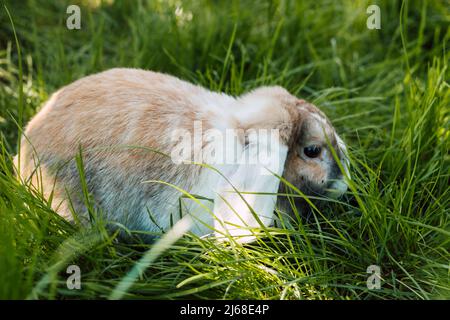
0, 0, 448, 299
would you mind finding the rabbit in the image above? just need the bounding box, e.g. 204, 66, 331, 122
15, 68, 349, 242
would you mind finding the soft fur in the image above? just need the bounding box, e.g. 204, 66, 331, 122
15, 68, 349, 242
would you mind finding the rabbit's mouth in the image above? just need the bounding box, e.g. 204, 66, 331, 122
325, 179, 349, 199
277, 179, 348, 220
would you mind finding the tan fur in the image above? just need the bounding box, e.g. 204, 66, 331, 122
16, 68, 349, 240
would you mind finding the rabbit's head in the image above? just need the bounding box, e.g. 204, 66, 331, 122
237, 87, 349, 202
281, 99, 350, 202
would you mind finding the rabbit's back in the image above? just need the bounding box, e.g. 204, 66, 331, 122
18, 68, 236, 234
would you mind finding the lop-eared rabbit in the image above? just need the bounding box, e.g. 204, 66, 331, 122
16, 68, 349, 242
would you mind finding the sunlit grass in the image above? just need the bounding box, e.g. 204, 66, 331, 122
0, 0, 448, 300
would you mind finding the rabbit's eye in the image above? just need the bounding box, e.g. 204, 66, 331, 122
304, 145, 321, 158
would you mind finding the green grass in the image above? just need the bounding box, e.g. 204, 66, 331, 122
0, 0, 449, 300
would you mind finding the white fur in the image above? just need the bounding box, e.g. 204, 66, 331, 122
16, 69, 349, 243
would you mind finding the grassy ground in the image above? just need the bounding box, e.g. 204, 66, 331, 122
0, 0, 449, 299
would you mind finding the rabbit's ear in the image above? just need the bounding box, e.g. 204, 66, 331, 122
212, 129, 289, 242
